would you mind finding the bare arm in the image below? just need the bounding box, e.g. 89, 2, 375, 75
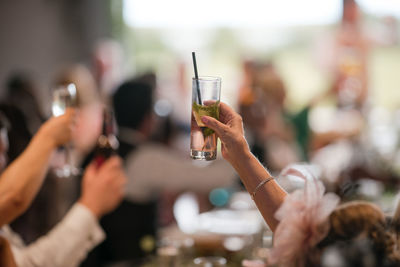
228, 149, 287, 231
201, 102, 287, 231
0, 110, 75, 226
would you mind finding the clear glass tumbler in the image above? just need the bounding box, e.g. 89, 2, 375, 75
190, 76, 221, 161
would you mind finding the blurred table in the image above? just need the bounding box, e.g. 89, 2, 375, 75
142, 204, 270, 267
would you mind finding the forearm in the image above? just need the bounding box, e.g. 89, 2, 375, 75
232, 149, 287, 231
201, 102, 288, 230
0, 132, 55, 226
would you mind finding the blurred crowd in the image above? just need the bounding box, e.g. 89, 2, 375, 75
0, 37, 237, 266
238, 0, 400, 200
0, 0, 399, 266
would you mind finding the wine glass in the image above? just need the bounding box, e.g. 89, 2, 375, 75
52, 83, 80, 178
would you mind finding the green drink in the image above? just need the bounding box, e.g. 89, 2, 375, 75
190, 77, 221, 160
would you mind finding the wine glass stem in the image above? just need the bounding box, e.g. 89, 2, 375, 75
65, 143, 72, 169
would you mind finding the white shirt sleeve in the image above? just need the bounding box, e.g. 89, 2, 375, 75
124, 144, 237, 202
10, 203, 105, 267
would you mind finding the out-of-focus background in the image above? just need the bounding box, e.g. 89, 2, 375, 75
1, 0, 399, 111
121, 0, 399, 110
1, 0, 400, 266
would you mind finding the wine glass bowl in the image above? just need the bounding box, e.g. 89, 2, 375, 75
52, 83, 77, 116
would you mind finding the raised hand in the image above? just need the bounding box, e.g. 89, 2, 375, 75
38, 108, 76, 147
79, 156, 127, 218
201, 102, 250, 166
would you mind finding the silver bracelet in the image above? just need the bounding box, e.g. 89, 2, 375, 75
251, 176, 275, 200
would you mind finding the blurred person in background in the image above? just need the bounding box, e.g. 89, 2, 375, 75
92, 39, 125, 103
50, 63, 105, 235
0, 73, 45, 163
0, 105, 30, 168
55, 64, 104, 163
237, 60, 255, 110
332, 0, 369, 109
239, 61, 300, 172
308, 0, 400, 196
156, 61, 192, 155
2, 65, 104, 245
4, 73, 45, 136
315, 0, 370, 110
81, 74, 236, 266
0, 114, 10, 181
0, 109, 127, 267
309, 0, 369, 152
305, 0, 379, 192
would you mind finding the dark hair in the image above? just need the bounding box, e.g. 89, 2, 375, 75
311, 201, 400, 267
6, 72, 33, 91
5, 72, 36, 100
0, 112, 10, 131
112, 79, 154, 130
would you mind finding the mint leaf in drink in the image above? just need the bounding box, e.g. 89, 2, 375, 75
202, 127, 215, 137
192, 101, 220, 137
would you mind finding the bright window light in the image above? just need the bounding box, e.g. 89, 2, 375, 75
358, 0, 400, 17
123, 0, 342, 28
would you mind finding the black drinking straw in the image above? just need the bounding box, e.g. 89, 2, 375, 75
192, 52, 202, 104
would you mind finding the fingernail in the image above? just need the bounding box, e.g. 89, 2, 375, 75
201, 116, 208, 123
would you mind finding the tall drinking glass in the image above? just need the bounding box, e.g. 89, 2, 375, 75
190, 76, 221, 161
52, 83, 79, 177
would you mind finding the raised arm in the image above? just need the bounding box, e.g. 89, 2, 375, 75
0, 109, 75, 226
201, 102, 287, 231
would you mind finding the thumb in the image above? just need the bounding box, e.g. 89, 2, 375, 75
201, 116, 227, 137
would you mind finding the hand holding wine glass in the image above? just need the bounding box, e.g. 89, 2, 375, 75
39, 108, 76, 147
51, 83, 80, 177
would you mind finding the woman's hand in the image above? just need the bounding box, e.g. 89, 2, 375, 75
201, 102, 250, 166
79, 156, 126, 218
37, 108, 76, 147
202, 102, 287, 231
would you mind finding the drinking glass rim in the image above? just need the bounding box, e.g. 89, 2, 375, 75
192, 76, 221, 82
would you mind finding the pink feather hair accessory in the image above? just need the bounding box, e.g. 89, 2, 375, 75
267, 166, 340, 266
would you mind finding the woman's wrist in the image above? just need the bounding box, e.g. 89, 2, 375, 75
35, 125, 59, 149
230, 141, 253, 171
29, 129, 57, 155
78, 197, 103, 219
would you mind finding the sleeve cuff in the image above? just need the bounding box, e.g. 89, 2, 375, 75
62, 203, 106, 246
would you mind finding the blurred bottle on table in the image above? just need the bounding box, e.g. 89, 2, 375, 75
93, 107, 119, 168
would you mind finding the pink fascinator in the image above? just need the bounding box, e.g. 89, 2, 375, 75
267, 165, 340, 266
